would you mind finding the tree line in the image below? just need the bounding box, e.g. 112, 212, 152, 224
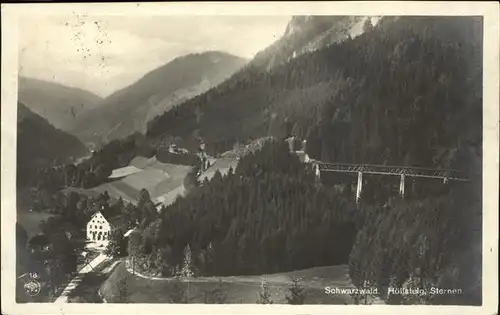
127, 138, 480, 305
128, 140, 360, 277
19, 132, 156, 192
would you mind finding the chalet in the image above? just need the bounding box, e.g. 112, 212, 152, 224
86, 211, 115, 244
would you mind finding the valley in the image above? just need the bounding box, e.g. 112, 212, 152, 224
69, 51, 248, 146
14, 14, 483, 307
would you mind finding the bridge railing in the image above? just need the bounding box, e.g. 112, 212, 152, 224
210, 155, 468, 181
314, 161, 468, 181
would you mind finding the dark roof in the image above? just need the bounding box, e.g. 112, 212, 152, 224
94, 211, 124, 228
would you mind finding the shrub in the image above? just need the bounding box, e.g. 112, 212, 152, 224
256, 278, 273, 304
286, 277, 306, 305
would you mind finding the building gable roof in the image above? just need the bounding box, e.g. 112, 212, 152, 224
88, 210, 125, 229
89, 211, 110, 225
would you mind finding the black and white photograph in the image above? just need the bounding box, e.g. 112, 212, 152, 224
1, 2, 498, 315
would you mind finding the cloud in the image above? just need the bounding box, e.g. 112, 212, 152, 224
18, 15, 290, 97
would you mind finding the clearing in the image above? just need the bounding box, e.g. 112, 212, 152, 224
63, 156, 193, 205
199, 158, 238, 183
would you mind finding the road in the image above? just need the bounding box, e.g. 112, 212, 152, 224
54, 253, 109, 303
116, 258, 385, 304
124, 258, 348, 290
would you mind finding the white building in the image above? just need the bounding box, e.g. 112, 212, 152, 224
86, 211, 113, 245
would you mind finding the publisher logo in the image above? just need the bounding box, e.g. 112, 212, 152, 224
24, 279, 41, 297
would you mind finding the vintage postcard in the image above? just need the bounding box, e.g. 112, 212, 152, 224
1, 2, 498, 315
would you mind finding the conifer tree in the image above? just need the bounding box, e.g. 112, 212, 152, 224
105, 229, 125, 258
286, 277, 306, 305
256, 278, 273, 304
181, 244, 194, 277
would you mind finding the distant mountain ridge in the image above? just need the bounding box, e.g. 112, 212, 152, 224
17, 77, 102, 132
71, 51, 247, 146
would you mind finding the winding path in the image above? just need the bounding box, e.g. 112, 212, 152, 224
54, 253, 109, 303
124, 258, 353, 291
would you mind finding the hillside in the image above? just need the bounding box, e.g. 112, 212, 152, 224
250, 16, 372, 71
128, 140, 357, 279
147, 16, 482, 172
17, 102, 88, 187
143, 18, 483, 304
17, 77, 102, 132
72, 51, 247, 145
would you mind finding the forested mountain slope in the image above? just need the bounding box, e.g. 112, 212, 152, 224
143, 18, 483, 304
147, 16, 482, 174
131, 135, 481, 304
131, 140, 359, 277
72, 51, 247, 145
17, 102, 88, 187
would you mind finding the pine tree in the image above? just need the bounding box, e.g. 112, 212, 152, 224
181, 244, 194, 277
286, 277, 306, 305
256, 278, 273, 304
105, 230, 125, 258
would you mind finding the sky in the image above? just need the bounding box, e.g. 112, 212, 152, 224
18, 15, 291, 97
